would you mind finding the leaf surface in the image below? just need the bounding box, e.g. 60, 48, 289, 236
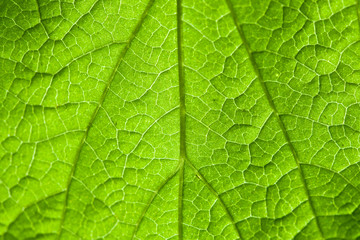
1, 0, 360, 239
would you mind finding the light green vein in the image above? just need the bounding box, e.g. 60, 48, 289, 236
38, 41, 127, 103
177, 0, 185, 238
58, 0, 101, 40
224, 0, 325, 238
55, 0, 156, 238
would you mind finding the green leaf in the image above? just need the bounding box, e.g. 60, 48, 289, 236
1, 0, 360, 239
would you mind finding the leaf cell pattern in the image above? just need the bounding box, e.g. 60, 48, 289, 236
1, 0, 360, 239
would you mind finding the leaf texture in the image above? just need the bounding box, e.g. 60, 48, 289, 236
1, 0, 360, 239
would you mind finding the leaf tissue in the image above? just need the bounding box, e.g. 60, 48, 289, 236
1, 0, 360, 239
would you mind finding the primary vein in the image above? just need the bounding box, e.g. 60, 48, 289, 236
176, 2, 243, 239
224, 0, 325, 238
177, 0, 185, 238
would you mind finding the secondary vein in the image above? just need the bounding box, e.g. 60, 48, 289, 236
34, 0, 49, 38
177, 0, 185, 238
185, 160, 244, 240
224, 0, 325, 238
131, 166, 180, 239
56, 0, 156, 237
357, 0, 360, 32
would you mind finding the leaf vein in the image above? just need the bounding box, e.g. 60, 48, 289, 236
55, 0, 156, 238
131, 166, 180, 239
224, 0, 325, 238
176, 0, 185, 238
